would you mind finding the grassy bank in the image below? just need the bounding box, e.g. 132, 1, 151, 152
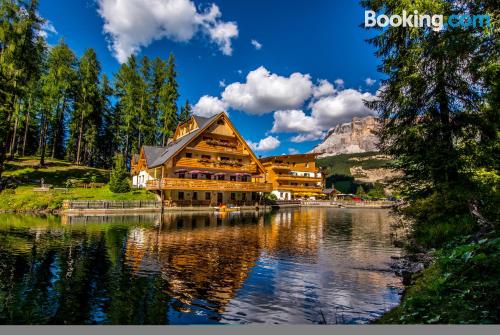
378, 236, 500, 324
1, 157, 155, 211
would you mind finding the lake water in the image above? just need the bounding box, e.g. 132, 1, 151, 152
0, 208, 402, 324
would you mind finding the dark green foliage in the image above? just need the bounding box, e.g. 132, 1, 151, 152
378, 237, 500, 324
109, 155, 130, 193
362, 0, 499, 324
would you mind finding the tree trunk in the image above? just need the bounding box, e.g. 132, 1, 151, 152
22, 96, 32, 157
39, 115, 49, 167
52, 97, 67, 159
76, 106, 85, 165
9, 115, 18, 160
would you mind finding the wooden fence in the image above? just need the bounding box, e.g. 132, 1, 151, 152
63, 200, 161, 210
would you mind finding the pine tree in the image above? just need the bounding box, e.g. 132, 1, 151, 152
179, 100, 192, 124
69, 48, 101, 165
361, 0, 498, 221
114, 55, 142, 162
150, 57, 167, 145
109, 154, 131, 193
0, 0, 44, 177
39, 39, 77, 166
159, 53, 179, 146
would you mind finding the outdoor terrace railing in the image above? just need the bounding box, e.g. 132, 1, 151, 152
147, 178, 272, 192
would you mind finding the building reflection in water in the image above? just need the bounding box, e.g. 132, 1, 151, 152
0, 209, 401, 325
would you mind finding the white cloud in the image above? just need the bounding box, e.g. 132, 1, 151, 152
192, 95, 228, 117
219, 79, 226, 88
313, 79, 335, 98
221, 66, 313, 114
97, 0, 238, 63
288, 148, 300, 154
38, 20, 57, 38
251, 39, 262, 50
365, 77, 376, 86
334, 78, 344, 88
247, 136, 280, 152
270, 89, 376, 142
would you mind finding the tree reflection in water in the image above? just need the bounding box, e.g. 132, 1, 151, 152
0, 209, 401, 324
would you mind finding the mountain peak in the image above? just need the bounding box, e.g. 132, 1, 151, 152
310, 116, 380, 157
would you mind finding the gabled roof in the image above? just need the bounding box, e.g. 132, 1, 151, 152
140, 114, 220, 169
138, 113, 266, 174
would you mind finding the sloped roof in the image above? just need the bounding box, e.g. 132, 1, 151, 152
142, 114, 220, 168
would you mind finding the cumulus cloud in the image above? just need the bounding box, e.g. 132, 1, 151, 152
365, 77, 376, 86
247, 136, 281, 152
221, 66, 313, 114
270, 89, 376, 142
312, 79, 335, 99
251, 39, 262, 50
192, 95, 228, 117
97, 0, 238, 63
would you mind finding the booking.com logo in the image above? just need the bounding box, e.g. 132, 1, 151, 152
365, 10, 491, 31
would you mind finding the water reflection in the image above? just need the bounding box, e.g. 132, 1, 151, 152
0, 208, 401, 324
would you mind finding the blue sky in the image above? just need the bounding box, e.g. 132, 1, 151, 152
39, 0, 381, 156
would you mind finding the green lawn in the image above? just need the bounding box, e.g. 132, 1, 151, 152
1, 157, 156, 211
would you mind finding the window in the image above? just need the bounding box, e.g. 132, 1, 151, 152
192, 192, 198, 200
305, 183, 309, 186
205, 192, 211, 200
237, 158, 242, 162
201, 154, 211, 160
280, 192, 283, 198
217, 119, 224, 125
305, 163, 309, 168
241, 176, 248, 182
178, 173, 185, 179
220, 156, 230, 161
217, 175, 224, 180
231, 193, 236, 200
242, 193, 246, 201
230, 176, 236, 181
192, 174, 198, 179
178, 192, 185, 200
186, 152, 192, 158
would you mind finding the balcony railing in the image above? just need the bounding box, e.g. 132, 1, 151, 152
276, 184, 323, 193
147, 178, 272, 192
276, 175, 322, 183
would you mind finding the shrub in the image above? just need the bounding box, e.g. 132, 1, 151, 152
109, 154, 131, 193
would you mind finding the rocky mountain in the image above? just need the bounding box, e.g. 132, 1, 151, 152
310, 116, 380, 157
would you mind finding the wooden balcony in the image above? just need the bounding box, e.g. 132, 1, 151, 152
175, 157, 258, 173
276, 184, 323, 193
276, 175, 322, 183
147, 178, 272, 192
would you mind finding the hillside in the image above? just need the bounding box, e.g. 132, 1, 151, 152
316, 152, 398, 195
0, 158, 154, 212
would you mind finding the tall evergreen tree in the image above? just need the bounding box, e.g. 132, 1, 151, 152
114, 55, 142, 161
159, 53, 179, 146
69, 48, 101, 165
150, 57, 167, 145
179, 100, 192, 125
39, 40, 76, 166
0, 0, 44, 178
361, 0, 498, 222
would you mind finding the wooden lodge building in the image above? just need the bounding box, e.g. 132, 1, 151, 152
259, 153, 324, 200
131, 112, 272, 207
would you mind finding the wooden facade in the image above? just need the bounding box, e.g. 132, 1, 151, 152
132, 113, 271, 206
260, 153, 324, 200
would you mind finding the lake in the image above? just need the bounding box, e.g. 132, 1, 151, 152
0, 208, 402, 324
